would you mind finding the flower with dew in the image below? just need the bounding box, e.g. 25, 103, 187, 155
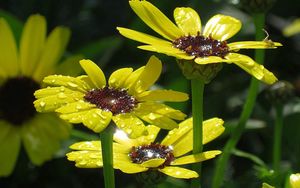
66, 117, 224, 179
34, 56, 188, 138
117, 0, 282, 84
290, 173, 300, 188
0, 14, 76, 176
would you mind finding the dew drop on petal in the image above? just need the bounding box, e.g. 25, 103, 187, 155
39, 101, 46, 107
58, 93, 67, 99
67, 82, 78, 88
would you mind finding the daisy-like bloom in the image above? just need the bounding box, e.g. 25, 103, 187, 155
0, 15, 73, 176
67, 117, 224, 179
34, 56, 188, 138
290, 173, 300, 188
117, 0, 282, 84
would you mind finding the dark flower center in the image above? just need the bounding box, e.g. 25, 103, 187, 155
173, 33, 229, 58
84, 86, 138, 115
129, 143, 175, 168
0, 76, 40, 125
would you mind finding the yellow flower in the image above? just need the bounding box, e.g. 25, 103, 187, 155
290, 173, 300, 188
66, 117, 224, 179
117, 0, 282, 84
0, 14, 73, 176
34, 56, 188, 138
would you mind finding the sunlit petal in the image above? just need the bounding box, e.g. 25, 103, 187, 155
174, 7, 201, 36
79, 59, 106, 89
228, 41, 282, 51
171, 150, 221, 165
129, 0, 183, 40
203, 14, 241, 41
158, 166, 198, 179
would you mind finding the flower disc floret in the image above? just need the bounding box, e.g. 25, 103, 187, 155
129, 143, 174, 167
173, 34, 229, 58
84, 86, 138, 115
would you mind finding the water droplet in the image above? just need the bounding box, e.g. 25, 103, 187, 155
39, 101, 46, 107
148, 113, 156, 120
60, 87, 65, 92
58, 93, 67, 99
67, 82, 78, 88
76, 104, 82, 110
79, 160, 87, 165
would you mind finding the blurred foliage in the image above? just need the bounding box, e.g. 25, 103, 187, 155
0, 0, 300, 187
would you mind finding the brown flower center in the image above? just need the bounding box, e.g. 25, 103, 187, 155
0, 76, 40, 125
173, 33, 229, 58
84, 86, 138, 115
129, 143, 175, 168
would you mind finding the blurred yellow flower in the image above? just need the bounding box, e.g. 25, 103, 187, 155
283, 18, 300, 37
67, 117, 224, 179
290, 173, 300, 188
117, 0, 282, 84
34, 56, 188, 138
0, 14, 73, 176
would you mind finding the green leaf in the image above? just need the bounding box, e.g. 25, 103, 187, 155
0, 9, 23, 44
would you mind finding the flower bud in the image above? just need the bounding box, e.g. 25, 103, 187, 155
265, 80, 295, 105
177, 60, 223, 83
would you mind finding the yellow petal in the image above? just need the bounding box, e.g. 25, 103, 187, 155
225, 53, 278, 84
203, 14, 241, 41
59, 108, 112, 133
22, 114, 70, 165
138, 45, 194, 60
136, 102, 186, 120
173, 7, 201, 36
161, 117, 224, 157
34, 86, 82, 99
171, 150, 221, 165
195, 56, 228, 64
55, 101, 95, 114
112, 113, 147, 138
128, 56, 162, 94
43, 75, 90, 92
228, 41, 282, 51
34, 90, 85, 112
66, 150, 102, 168
70, 141, 101, 151
33, 27, 71, 81
129, 0, 183, 40
115, 161, 148, 174
123, 66, 145, 89
81, 109, 112, 133
141, 158, 165, 168
138, 90, 189, 102
290, 173, 300, 188
158, 166, 198, 179
19, 14, 46, 76
79, 59, 106, 89
117, 27, 171, 46
134, 110, 178, 130
0, 18, 18, 77
109, 68, 133, 89
0, 123, 20, 177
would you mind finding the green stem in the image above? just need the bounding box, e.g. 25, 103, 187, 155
212, 13, 266, 188
191, 78, 205, 188
71, 129, 98, 140
100, 125, 115, 188
273, 104, 283, 172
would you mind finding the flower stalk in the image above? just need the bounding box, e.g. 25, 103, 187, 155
273, 104, 283, 172
191, 78, 205, 188
100, 124, 115, 188
212, 13, 266, 188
